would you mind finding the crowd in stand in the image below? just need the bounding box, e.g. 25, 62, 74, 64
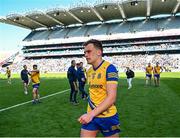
0, 53, 179, 73
24, 44, 180, 57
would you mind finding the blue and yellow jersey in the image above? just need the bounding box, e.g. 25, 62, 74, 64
6, 69, 11, 76
146, 66, 153, 75
87, 60, 118, 118
154, 66, 161, 74
30, 70, 40, 84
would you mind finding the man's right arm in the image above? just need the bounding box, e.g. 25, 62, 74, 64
20, 71, 23, 80
67, 68, 70, 79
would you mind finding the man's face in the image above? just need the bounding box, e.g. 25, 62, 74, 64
33, 66, 37, 70
80, 63, 83, 68
84, 43, 101, 65
72, 61, 76, 66
148, 63, 151, 67
24, 65, 27, 70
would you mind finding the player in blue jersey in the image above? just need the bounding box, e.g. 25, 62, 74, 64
20, 65, 29, 95
67, 60, 78, 105
78, 39, 120, 137
77, 62, 88, 100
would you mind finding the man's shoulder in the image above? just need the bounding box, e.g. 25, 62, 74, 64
87, 66, 93, 72
105, 62, 118, 73
68, 66, 72, 70
103, 60, 111, 67
103, 60, 117, 69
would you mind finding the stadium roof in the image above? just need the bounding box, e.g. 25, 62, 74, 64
0, 0, 180, 30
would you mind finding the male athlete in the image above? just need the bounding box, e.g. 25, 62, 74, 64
78, 39, 120, 137
29, 65, 41, 104
153, 62, 163, 87
20, 65, 29, 95
6, 67, 11, 84
126, 67, 134, 89
80, 62, 87, 78
145, 63, 153, 86
67, 60, 78, 105
77, 62, 88, 100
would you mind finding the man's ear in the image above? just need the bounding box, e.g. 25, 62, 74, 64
97, 49, 102, 56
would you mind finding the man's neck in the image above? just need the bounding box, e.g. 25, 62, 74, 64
92, 58, 103, 69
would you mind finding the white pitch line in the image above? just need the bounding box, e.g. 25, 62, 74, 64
0, 89, 70, 113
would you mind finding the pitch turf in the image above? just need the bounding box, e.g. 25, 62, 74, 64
0, 72, 180, 137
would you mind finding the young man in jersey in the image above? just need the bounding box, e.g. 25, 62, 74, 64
145, 63, 153, 86
20, 65, 29, 95
78, 39, 120, 137
29, 65, 41, 104
77, 62, 88, 100
6, 67, 11, 84
126, 67, 134, 89
67, 60, 78, 105
153, 62, 163, 87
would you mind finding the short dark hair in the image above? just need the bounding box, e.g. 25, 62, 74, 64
33, 64, 37, 68
83, 39, 103, 53
71, 60, 75, 64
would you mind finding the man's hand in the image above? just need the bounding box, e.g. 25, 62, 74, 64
78, 113, 94, 124
81, 78, 85, 82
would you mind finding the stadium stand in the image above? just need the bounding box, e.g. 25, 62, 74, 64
67, 26, 89, 38
48, 28, 69, 39
0, 52, 19, 67
20, 17, 180, 42
0, 0, 180, 73
0, 54, 178, 74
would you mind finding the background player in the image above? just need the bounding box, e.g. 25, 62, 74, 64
29, 65, 41, 104
80, 62, 87, 79
77, 62, 88, 100
6, 66, 11, 84
78, 39, 120, 137
126, 67, 135, 89
67, 60, 78, 105
153, 62, 163, 87
20, 65, 29, 95
145, 63, 153, 86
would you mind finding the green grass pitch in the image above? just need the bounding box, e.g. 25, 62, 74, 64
0, 72, 180, 137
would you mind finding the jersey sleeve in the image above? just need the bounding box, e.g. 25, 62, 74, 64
106, 64, 118, 83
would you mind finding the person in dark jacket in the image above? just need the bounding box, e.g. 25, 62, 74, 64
20, 65, 30, 95
77, 62, 88, 100
126, 67, 135, 89
67, 60, 78, 105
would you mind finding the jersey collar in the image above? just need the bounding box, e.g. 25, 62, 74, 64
93, 60, 104, 71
